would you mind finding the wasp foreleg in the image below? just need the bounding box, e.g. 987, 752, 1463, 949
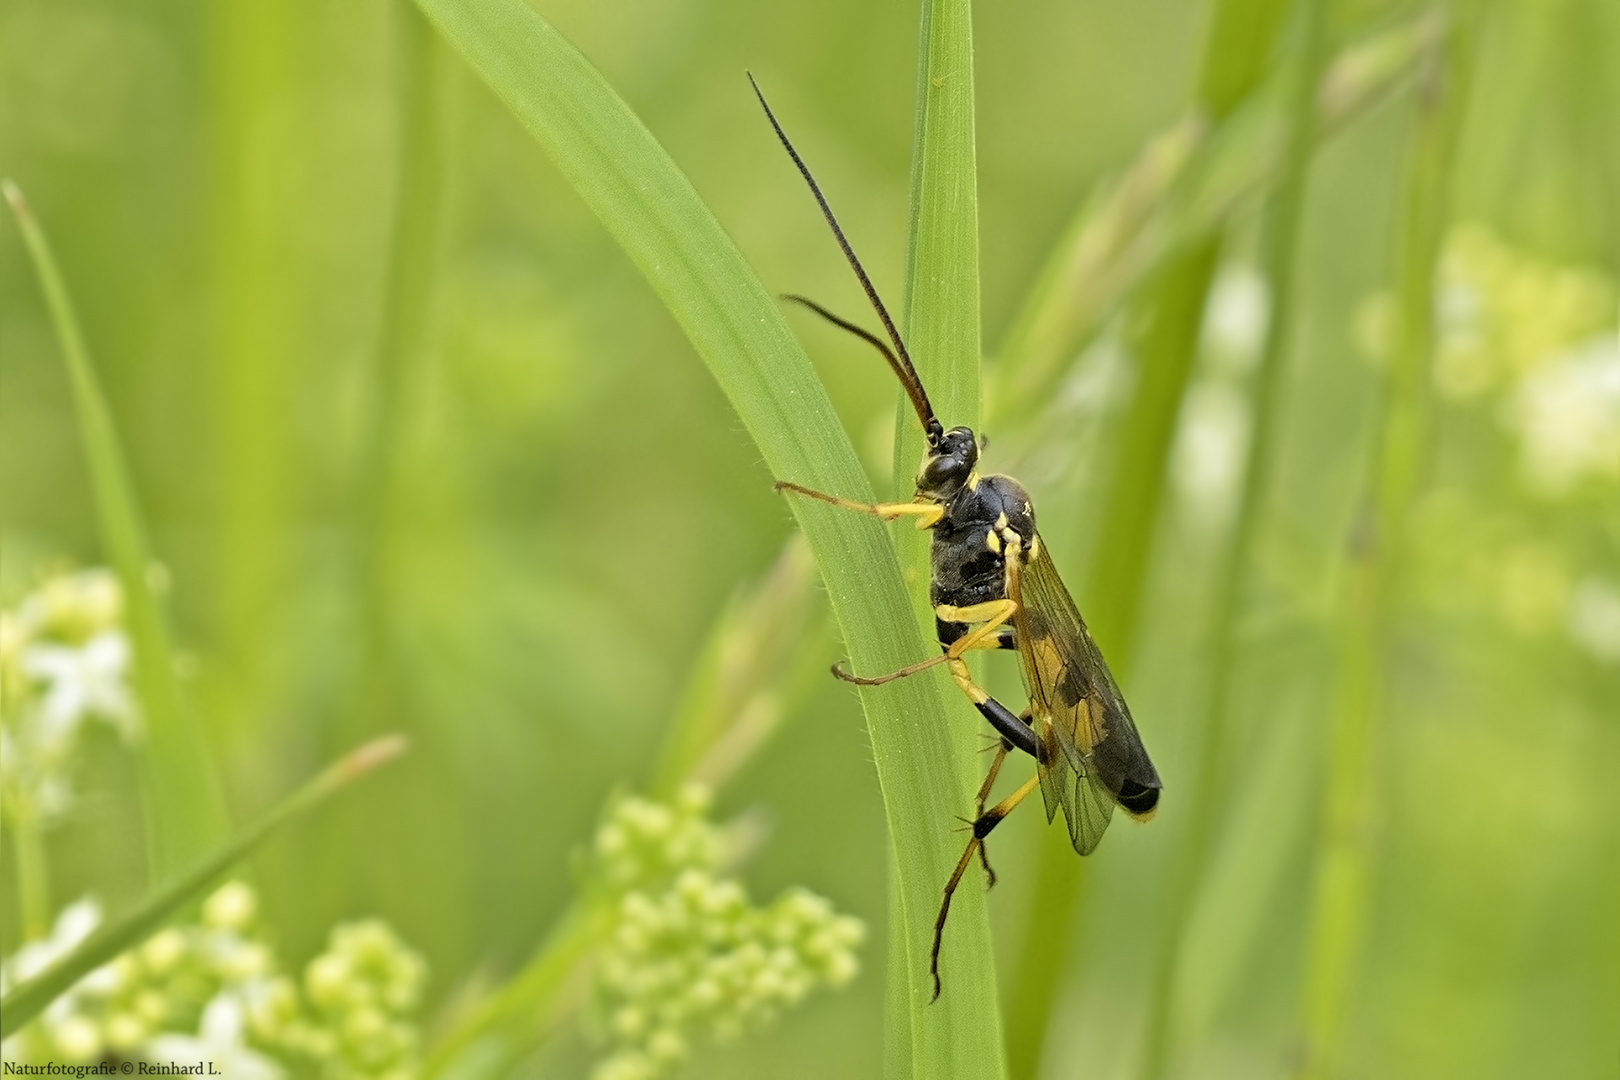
774, 481, 944, 528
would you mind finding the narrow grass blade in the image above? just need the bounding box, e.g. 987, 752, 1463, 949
902, 0, 981, 433
340, 2, 448, 751
411, 1, 1006, 1074
0, 735, 408, 1038
421, 898, 614, 1079
3, 181, 230, 878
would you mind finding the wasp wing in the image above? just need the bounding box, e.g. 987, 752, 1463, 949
1008, 535, 1161, 856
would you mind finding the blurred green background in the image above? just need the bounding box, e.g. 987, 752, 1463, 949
2, 0, 1616, 1077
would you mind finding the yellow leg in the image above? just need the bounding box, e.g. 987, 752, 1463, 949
775, 481, 944, 529
835, 599, 1017, 686
931, 773, 1042, 1001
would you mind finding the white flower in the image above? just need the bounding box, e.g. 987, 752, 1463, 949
1172, 380, 1250, 525
1569, 578, 1620, 663
1502, 335, 1620, 495
202, 882, 258, 932
21, 631, 138, 741
1202, 265, 1270, 370
0, 898, 103, 991
145, 994, 283, 1080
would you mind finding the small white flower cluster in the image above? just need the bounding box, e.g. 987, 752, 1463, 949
0, 882, 427, 1080
1505, 335, 1620, 495
1354, 225, 1619, 496
586, 788, 864, 1080
1430, 225, 1613, 402
0, 569, 138, 824
0, 883, 280, 1074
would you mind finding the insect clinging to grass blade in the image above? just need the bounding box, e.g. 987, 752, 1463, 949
749, 75, 1163, 1000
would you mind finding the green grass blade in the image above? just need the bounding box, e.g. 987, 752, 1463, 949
903, 0, 981, 432
890, 2, 1003, 1077
411, 1, 1005, 1075
343, 3, 447, 746
3, 181, 230, 878
0, 735, 407, 1038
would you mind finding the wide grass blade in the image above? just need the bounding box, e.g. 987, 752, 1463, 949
0, 735, 407, 1038
3, 181, 230, 878
410, 1, 1006, 1075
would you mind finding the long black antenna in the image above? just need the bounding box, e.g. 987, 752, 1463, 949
748, 73, 942, 446
782, 293, 907, 379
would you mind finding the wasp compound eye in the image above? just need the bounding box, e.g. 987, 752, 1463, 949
919, 452, 971, 493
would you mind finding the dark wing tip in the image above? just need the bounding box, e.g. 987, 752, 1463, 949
1116, 777, 1160, 819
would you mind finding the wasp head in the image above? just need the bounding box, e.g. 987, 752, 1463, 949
917, 426, 979, 500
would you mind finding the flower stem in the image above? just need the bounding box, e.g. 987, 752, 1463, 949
420, 899, 616, 1078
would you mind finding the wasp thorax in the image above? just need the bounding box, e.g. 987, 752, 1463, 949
916, 426, 979, 499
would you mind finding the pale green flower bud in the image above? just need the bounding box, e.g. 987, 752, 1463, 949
141, 929, 186, 975
305, 952, 353, 1009
48, 1014, 101, 1062
103, 1012, 147, 1051
203, 882, 258, 932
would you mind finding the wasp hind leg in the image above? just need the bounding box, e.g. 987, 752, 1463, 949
971, 707, 1033, 887
931, 773, 1042, 1002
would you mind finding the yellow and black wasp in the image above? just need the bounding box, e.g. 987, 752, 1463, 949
751, 76, 1162, 999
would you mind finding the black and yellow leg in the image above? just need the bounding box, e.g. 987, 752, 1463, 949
972, 744, 1009, 887
774, 481, 944, 529
968, 706, 1033, 887
946, 657, 1039, 758
835, 599, 1017, 686
931, 773, 1042, 1001
936, 618, 1016, 653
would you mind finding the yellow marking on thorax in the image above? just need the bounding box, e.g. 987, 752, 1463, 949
985, 529, 1002, 554
966, 471, 980, 491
